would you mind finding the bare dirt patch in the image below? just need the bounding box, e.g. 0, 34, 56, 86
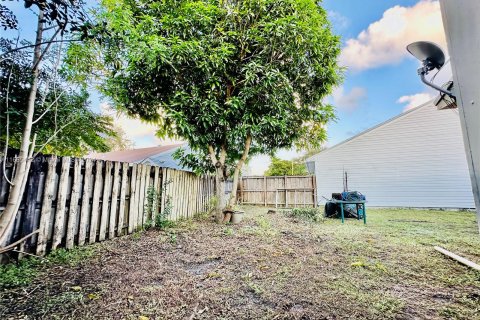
1, 207, 480, 319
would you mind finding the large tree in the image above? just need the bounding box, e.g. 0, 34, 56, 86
68, 0, 342, 222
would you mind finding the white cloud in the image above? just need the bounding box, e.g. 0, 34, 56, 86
332, 86, 367, 111
340, 0, 446, 71
397, 92, 435, 111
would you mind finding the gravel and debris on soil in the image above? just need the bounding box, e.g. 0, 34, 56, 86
1, 207, 480, 319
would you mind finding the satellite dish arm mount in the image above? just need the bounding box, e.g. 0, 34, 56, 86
417, 62, 455, 98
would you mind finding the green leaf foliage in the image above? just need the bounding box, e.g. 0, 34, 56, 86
68, 0, 342, 172
264, 156, 308, 176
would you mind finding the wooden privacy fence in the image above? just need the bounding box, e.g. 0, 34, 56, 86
0, 153, 215, 257
238, 176, 317, 208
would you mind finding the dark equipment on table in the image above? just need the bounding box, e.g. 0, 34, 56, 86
323, 170, 367, 223
325, 191, 366, 219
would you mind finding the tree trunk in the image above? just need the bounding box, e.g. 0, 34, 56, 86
214, 167, 226, 223
0, 11, 44, 247
227, 135, 252, 209
208, 135, 251, 223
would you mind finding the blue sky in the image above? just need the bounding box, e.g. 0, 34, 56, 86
250, 0, 446, 174
3, 0, 446, 174
320, 0, 443, 144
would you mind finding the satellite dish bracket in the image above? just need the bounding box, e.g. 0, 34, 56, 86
417, 64, 455, 98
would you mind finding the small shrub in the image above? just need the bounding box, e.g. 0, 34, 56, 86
155, 196, 175, 229
144, 179, 175, 230
286, 207, 325, 222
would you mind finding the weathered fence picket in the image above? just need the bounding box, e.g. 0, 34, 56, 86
0, 152, 215, 259
78, 159, 93, 246
108, 162, 120, 239
36, 156, 57, 256
52, 157, 71, 250
117, 162, 128, 236
66, 158, 81, 249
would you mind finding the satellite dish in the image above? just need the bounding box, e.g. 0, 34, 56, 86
406, 41, 454, 98
407, 41, 445, 70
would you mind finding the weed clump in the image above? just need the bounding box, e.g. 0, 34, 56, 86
285, 207, 325, 222
0, 246, 95, 289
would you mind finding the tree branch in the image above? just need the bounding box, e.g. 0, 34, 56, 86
238, 135, 252, 166
32, 90, 66, 124
0, 230, 39, 253
0, 39, 80, 58
33, 117, 76, 157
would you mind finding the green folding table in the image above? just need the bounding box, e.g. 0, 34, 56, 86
330, 200, 367, 224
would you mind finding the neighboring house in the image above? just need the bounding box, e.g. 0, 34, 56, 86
306, 101, 475, 208
87, 143, 191, 171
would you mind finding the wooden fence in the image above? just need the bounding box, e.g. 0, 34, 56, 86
0, 153, 215, 258
238, 176, 317, 208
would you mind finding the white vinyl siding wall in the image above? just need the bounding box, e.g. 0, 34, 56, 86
310, 104, 474, 208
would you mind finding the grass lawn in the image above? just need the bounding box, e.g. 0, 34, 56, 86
1, 207, 479, 319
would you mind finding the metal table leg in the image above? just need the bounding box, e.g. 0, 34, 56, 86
363, 204, 367, 225
340, 203, 344, 224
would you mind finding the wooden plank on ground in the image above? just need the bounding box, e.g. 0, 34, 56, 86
128, 164, 138, 233
52, 157, 71, 250
117, 162, 128, 236
108, 162, 120, 239
36, 156, 57, 256
66, 158, 81, 249
89, 161, 103, 243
